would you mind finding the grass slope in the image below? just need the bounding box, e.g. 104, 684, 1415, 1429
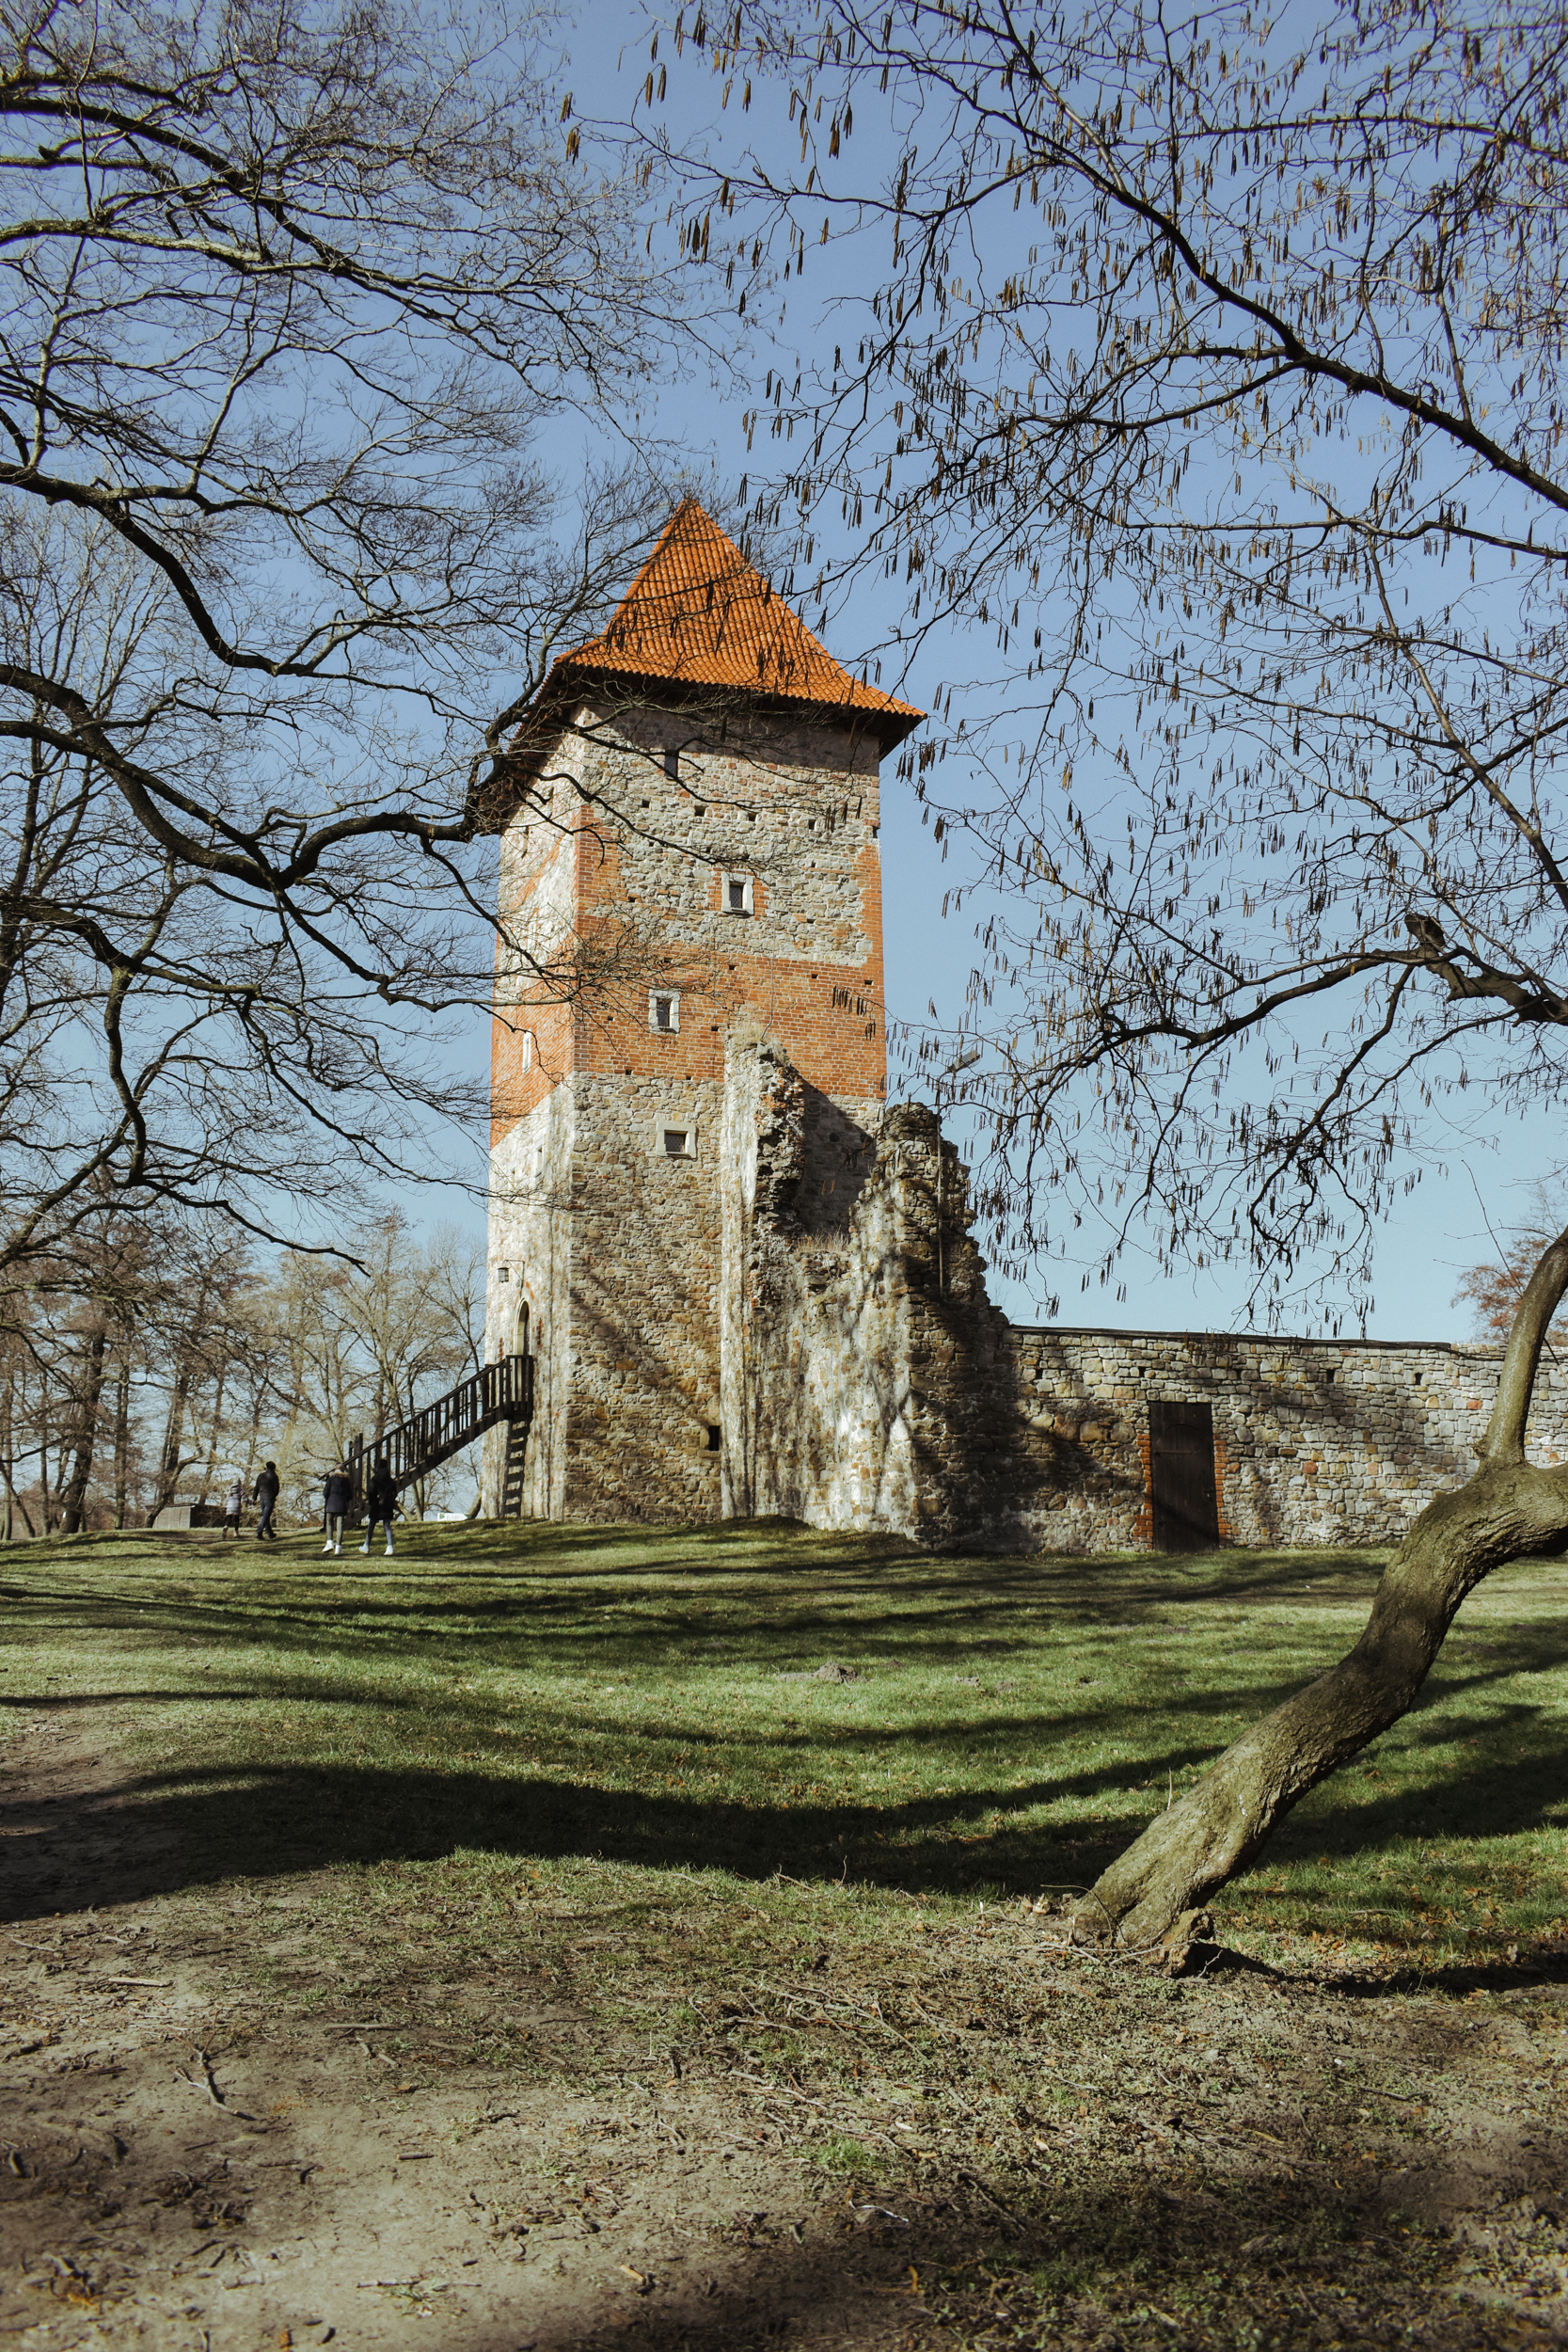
4, 1520, 1568, 2350
3, 1518, 1564, 1970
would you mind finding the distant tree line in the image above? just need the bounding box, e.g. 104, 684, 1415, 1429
0, 1212, 481, 1538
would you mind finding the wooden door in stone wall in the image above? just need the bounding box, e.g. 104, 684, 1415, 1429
1148, 1400, 1219, 1550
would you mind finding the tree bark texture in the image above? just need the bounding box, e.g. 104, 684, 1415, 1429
1069, 1228, 1568, 1949
152, 1360, 195, 1517
112, 1338, 133, 1531
58, 1320, 109, 1534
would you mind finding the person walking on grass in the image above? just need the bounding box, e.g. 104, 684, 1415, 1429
222, 1476, 243, 1538
253, 1459, 280, 1542
361, 1456, 399, 1557
322, 1460, 352, 1555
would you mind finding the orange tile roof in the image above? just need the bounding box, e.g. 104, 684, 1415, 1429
546, 499, 923, 744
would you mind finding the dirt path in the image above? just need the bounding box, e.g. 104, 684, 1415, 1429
5, 1694, 1568, 2350
1, 1693, 941, 2352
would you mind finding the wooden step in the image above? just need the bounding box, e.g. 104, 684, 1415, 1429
500, 1420, 530, 1518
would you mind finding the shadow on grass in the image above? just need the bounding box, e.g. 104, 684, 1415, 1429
5, 1723, 1567, 1929
6, 1529, 1564, 1947
0, 1534, 1399, 1664
0, 1690, 265, 1712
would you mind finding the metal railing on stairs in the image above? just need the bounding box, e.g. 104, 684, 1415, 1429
348, 1354, 533, 1510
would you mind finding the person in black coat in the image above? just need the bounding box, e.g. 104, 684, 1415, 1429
253, 1460, 281, 1541
322, 1462, 353, 1555
361, 1458, 399, 1557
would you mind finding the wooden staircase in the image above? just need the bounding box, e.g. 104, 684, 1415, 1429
348, 1354, 533, 1514
499, 1419, 530, 1518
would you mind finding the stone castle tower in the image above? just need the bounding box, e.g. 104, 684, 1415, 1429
477, 501, 927, 1522
474, 501, 1549, 1553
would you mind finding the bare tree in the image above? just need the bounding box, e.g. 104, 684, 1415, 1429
0, 1197, 488, 1531
343, 1215, 484, 1514
0, 0, 720, 1285
659, 0, 1568, 1939
239, 1219, 484, 1518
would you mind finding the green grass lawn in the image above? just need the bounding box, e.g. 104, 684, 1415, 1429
3, 1518, 1564, 1978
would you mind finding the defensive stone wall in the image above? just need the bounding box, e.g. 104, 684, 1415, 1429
1005, 1327, 1566, 1551
490, 1025, 1549, 1550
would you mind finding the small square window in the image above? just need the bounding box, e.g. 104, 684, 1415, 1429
650, 990, 680, 1033
653, 1118, 697, 1160
722, 871, 754, 915
498, 1263, 511, 1283
664, 748, 680, 780
705, 1425, 721, 1452
664, 1127, 689, 1156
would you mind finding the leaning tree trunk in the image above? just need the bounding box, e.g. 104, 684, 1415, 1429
1069, 1226, 1568, 1950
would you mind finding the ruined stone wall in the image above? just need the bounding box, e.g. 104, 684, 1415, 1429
1006, 1327, 1568, 1551
719, 1035, 1024, 1547
719, 1033, 900, 1529
488, 1025, 1549, 1549
715, 1036, 1563, 1552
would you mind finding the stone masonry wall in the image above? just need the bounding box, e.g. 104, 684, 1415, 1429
482, 1081, 577, 1518
1006, 1327, 1568, 1551
486, 1072, 727, 1524
720, 1034, 1026, 1547
492, 698, 890, 1128
557, 1074, 726, 1523
717, 1040, 1564, 1551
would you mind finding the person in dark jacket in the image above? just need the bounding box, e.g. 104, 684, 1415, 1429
253, 1460, 281, 1541
361, 1458, 399, 1557
322, 1462, 353, 1555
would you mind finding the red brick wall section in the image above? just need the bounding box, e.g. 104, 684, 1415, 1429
1212, 1430, 1237, 1545
491, 697, 888, 1147
1132, 1431, 1153, 1550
